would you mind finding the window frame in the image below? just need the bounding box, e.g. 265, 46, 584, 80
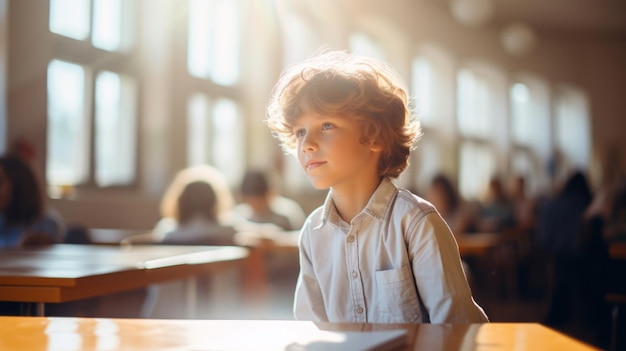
46, 0, 142, 191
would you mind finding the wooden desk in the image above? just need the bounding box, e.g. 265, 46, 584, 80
234, 231, 502, 301
456, 232, 501, 257
0, 244, 249, 316
235, 231, 502, 257
0, 317, 600, 351
609, 241, 626, 260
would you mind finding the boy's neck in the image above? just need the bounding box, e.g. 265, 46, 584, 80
331, 176, 383, 223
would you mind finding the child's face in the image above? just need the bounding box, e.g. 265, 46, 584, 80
292, 111, 381, 190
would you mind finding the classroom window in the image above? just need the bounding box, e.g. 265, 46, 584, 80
281, 11, 320, 66
408, 46, 457, 192
456, 67, 498, 200
554, 85, 591, 171
349, 32, 386, 60
412, 57, 435, 126
46, 59, 89, 186
47, 0, 138, 191
510, 78, 551, 158
458, 142, 495, 200
94, 71, 137, 186
187, 95, 244, 186
456, 69, 493, 138
92, 0, 123, 51
187, 0, 240, 86
49, 0, 90, 40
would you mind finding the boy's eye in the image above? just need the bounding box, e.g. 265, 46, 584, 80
295, 129, 306, 137
321, 122, 333, 130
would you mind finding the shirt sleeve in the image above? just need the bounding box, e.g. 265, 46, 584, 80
407, 212, 489, 323
293, 226, 328, 321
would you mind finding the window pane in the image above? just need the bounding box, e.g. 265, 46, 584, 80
510, 76, 552, 160
212, 98, 243, 185
46, 59, 88, 185
456, 69, 492, 137
555, 87, 591, 170
95, 71, 137, 186
188, 0, 239, 85
282, 12, 319, 66
458, 142, 495, 200
92, 0, 122, 51
349, 32, 386, 60
412, 57, 434, 126
187, 96, 244, 185
187, 93, 211, 167
510, 83, 531, 144
49, 0, 90, 40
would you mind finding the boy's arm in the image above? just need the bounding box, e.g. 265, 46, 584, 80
293, 231, 328, 321
408, 213, 489, 323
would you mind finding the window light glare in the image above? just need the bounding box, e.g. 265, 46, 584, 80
49, 0, 90, 40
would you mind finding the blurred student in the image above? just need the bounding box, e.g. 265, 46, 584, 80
155, 165, 236, 246
0, 155, 64, 248
425, 173, 476, 235
475, 176, 517, 233
140, 165, 238, 318
535, 171, 593, 326
0, 154, 65, 315
232, 169, 306, 232
509, 175, 537, 233
265, 50, 487, 323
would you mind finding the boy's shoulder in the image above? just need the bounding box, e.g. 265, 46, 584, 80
392, 188, 437, 217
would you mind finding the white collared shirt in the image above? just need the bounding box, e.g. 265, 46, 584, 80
294, 177, 489, 323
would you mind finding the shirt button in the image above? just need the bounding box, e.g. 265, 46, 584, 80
347, 236, 355, 243
351, 271, 358, 278
356, 306, 364, 314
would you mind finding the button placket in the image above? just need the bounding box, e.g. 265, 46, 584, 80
346, 227, 366, 322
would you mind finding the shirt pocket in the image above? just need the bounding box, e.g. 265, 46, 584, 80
375, 264, 421, 323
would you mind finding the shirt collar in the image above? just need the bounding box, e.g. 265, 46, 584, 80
315, 177, 398, 229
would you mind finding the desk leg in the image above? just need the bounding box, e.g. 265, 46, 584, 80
36, 302, 45, 316
186, 278, 197, 319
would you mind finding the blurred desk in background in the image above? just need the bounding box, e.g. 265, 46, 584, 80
610, 241, 626, 260
0, 244, 248, 316
0, 316, 601, 351
456, 232, 501, 257
234, 231, 299, 304
88, 228, 152, 245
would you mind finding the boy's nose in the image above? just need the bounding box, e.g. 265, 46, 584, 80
300, 133, 317, 153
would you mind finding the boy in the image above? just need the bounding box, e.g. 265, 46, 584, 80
265, 51, 488, 323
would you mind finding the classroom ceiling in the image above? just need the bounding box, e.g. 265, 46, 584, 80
426, 0, 626, 37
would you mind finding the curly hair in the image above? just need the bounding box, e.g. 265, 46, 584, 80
265, 50, 421, 178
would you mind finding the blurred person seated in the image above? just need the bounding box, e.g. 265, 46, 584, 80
510, 175, 537, 233
232, 169, 306, 233
154, 165, 237, 246
424, 173, 476, 236
535, 170, 594, 327
0, 154, 65, 316
475, 175, 517, 233
138, 165, 239, 318
0, 154, 65, 248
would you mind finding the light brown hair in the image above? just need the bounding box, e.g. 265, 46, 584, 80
265, 50, 421, 178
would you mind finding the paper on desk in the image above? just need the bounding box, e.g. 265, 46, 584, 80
188, 321, 407, 351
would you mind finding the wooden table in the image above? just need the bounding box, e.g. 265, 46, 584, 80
609, 241, 626, 260
0, 317, 600, 350
233, 231, 501, 301
0, 244, 249, 316
234, 231, 502, 257
456, 232, 501, 257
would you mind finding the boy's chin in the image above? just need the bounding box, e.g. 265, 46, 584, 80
307, 178, 331, 190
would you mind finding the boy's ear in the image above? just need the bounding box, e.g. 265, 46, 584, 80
369, 141, 383, 152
